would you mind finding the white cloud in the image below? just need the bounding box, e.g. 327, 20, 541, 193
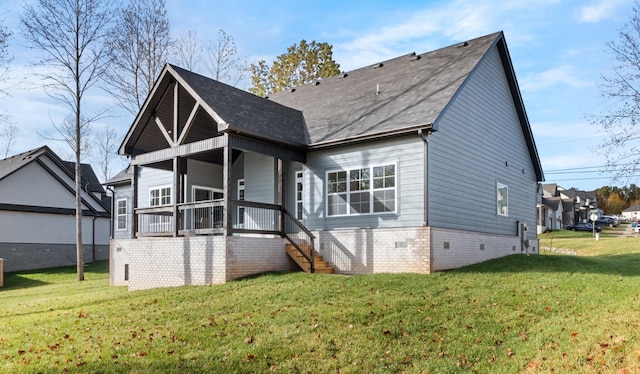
579, 0, 631, 23
520, 64, 592, 92
334, 0, 499, 70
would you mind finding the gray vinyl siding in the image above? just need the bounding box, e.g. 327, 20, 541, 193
429, 45, 538, 238
185, 159, 223, 202
244, 152, 276, 204
112, 184, 132, 239
0, 210, 109, 244
38, 155, 107, 212
137, 166, 174, 208
0, 161, 77, 208
303, 136, 425, 230
40, 156, 107, 212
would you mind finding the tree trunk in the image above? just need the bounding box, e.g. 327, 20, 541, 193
76, 144, 84, 281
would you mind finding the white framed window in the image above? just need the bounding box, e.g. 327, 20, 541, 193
296, 171, 304, 220
497, 182, 508, 217
237, 179, 245, 226
149, 186, 171, 206
326, 163, 396, 217
116, 199, 127, 231
192, 185, 223, 202
149, 186, 172, 229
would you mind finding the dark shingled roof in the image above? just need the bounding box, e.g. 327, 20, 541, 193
268, 32, 502, 146
119, 31, 542, 181
104, 167, 132, 186
177, 65, 309, 146
0, 145, 104, 194
170, 65, 309, 147
61, 161, 105, 194
0, 146, 48, 180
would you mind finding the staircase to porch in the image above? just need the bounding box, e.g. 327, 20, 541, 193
285, 244, 334, 274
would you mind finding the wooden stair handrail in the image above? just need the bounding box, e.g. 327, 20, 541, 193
281, 207, 315, 273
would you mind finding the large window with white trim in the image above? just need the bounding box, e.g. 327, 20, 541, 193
149, 186, 172, 230
497, 182, 508, 217
116, 199, 127, 231
327, 164, 396, 216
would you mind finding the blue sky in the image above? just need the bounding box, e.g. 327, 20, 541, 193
0, 0, 636, 190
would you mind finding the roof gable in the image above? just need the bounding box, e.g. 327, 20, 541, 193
0, 146, 109, 214
119, 64, 308, 155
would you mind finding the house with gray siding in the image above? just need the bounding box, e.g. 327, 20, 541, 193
108, 31, 544, 291
0, 146, 111, 272
537, 183, 599, 232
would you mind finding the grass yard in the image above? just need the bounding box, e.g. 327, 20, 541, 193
1, 235, 640, 373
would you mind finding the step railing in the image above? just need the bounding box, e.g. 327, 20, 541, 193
282, 208, 315, 273
231, 200, 316, 273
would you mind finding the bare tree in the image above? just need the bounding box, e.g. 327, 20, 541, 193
21, 0, 113, 281
0, 19, 15, 157
93, 124, 122, 182
203, 29, 247, 87
590, 1, 640, 182
0, 121, 18, 158
173, 29, 202, 71
103, 0, 172, 115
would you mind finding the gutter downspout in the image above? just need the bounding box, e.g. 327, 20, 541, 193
106, 185, 115, 239
92, 216, 97, 262
419, 128, 434, 227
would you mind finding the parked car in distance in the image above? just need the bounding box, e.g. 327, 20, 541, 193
597, 216, 619, 227
566, 222, 601, 232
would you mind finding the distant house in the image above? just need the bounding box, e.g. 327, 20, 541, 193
108, 31, 544, 291
622, 203, 640, 222
0, 146, 110, 272
537, 183, 599, 232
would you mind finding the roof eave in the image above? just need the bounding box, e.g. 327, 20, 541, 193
307, 123, 434, 150
495, 34, 545, 182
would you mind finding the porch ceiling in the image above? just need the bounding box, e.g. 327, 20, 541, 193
121, 70, 223, 156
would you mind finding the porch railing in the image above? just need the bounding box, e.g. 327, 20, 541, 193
178, 200, 224, 235
135, 200, 317, 272
135, 206, 174, 236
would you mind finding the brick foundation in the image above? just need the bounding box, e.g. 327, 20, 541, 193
314, 227, 431, 274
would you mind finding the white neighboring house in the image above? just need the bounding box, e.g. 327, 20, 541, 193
622, 203, 640, 222
0, 146, 111, 272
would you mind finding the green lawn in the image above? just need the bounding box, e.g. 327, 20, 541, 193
1, 236, 640, 373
